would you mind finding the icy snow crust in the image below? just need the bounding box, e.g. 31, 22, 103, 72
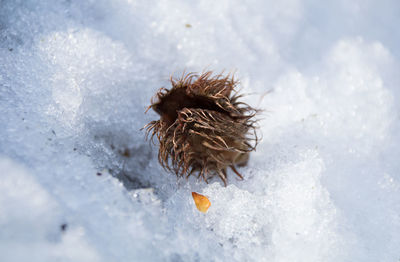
1, 0, 400, 261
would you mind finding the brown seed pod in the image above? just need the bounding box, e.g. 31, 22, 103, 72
145, 71, 258, 185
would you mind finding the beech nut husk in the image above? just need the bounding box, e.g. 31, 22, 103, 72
145, 71, 259, 185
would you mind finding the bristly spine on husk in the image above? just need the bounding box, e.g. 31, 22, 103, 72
145, 71, 258, 185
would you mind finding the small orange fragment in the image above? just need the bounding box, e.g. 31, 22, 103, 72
192, 192, 211, 213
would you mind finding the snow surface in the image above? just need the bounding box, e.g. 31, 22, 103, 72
1, 0, 400, 261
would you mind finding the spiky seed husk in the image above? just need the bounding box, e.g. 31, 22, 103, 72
145, 71, 258, 185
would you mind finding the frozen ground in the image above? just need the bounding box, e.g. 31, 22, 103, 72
1, 0, 400, 261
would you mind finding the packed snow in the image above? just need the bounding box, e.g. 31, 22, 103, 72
1, 0, 399, 261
